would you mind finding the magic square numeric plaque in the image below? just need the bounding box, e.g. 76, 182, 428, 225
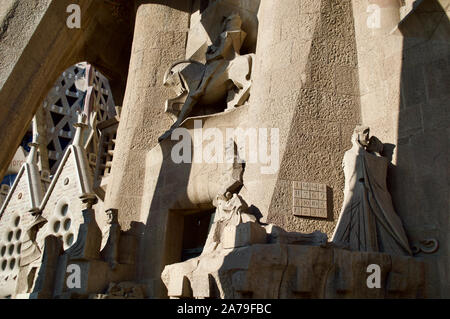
292, 181, 328, 218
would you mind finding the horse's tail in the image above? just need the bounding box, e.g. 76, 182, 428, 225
163, 59, 204, 84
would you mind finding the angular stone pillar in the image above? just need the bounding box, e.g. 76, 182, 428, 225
242, 0, 361, 237
352, 0, 403, 146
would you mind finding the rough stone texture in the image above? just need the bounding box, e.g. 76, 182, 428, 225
243, 0, 361, 239
0, 0, 448, 299
0, 0, 52, 89
104, 1, 191, 232
352, 0, 450, 298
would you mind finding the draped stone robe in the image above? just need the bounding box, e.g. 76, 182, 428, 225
332, 140, 412, 256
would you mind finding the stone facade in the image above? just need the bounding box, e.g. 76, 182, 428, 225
0, 0, 448, 299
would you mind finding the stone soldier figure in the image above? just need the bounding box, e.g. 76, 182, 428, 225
332, 126, 412, 255
101, 209, 121, 269
202, 192, 257, 254
159, 14, 254, 141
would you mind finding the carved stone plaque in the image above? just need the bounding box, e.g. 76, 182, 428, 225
292, 182, 328, 218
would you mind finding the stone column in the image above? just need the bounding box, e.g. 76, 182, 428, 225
102, 1, 190, 297
104, 1, 190, 230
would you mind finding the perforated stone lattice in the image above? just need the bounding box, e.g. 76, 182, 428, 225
99, 131, 117, 177
43, 64, 86, 171
49, 203, 75, 250
0, 214, 23, 274
41, 63, 116, 173
292, 182, 328, 218
86, 69, 117, 160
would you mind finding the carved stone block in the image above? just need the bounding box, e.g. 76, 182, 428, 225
222, 222, 267, 249
292, 181, 328, 218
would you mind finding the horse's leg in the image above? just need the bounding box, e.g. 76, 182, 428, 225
175, 96, 197, 126
159, 96, 198, 142
227, 55, 253, 108
165, 91, 188, 123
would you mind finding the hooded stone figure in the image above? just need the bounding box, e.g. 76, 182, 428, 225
331, 126, 412, 256
101, 209, 121, 270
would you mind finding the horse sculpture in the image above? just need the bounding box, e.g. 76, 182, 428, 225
159, 14, 254, 142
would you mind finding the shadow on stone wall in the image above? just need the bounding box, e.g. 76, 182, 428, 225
393, 0, 449, 297
139, 140, 193, 297
266, 0, 361, 236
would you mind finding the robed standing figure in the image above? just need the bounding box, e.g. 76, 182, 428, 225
332, 126, 412, 256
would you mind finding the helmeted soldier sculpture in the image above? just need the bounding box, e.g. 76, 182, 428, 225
331, 126, 412, 256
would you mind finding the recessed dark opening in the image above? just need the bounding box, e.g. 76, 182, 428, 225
189, 95, 228, 118
58, 136, 72, 151
49, 159, 57, 169
68, 84, 77, 94
66, 95, 78, 107
50, 112, 64, 127
55, 99, 63, 107
181, 209, 214, 262
62, 122, 71, 132
47, 140, 56, 151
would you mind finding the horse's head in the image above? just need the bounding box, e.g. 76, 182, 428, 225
223, 14, 242, 31
163, 65, 182, 91
163, 60, 204, 95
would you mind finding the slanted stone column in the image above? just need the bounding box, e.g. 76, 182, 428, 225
352, 0, 403, 147
243, 0, 361, 237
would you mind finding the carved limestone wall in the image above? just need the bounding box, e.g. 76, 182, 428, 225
0, 0, 447, 299
163, 244, 426, 299
162, 190, 424, 299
